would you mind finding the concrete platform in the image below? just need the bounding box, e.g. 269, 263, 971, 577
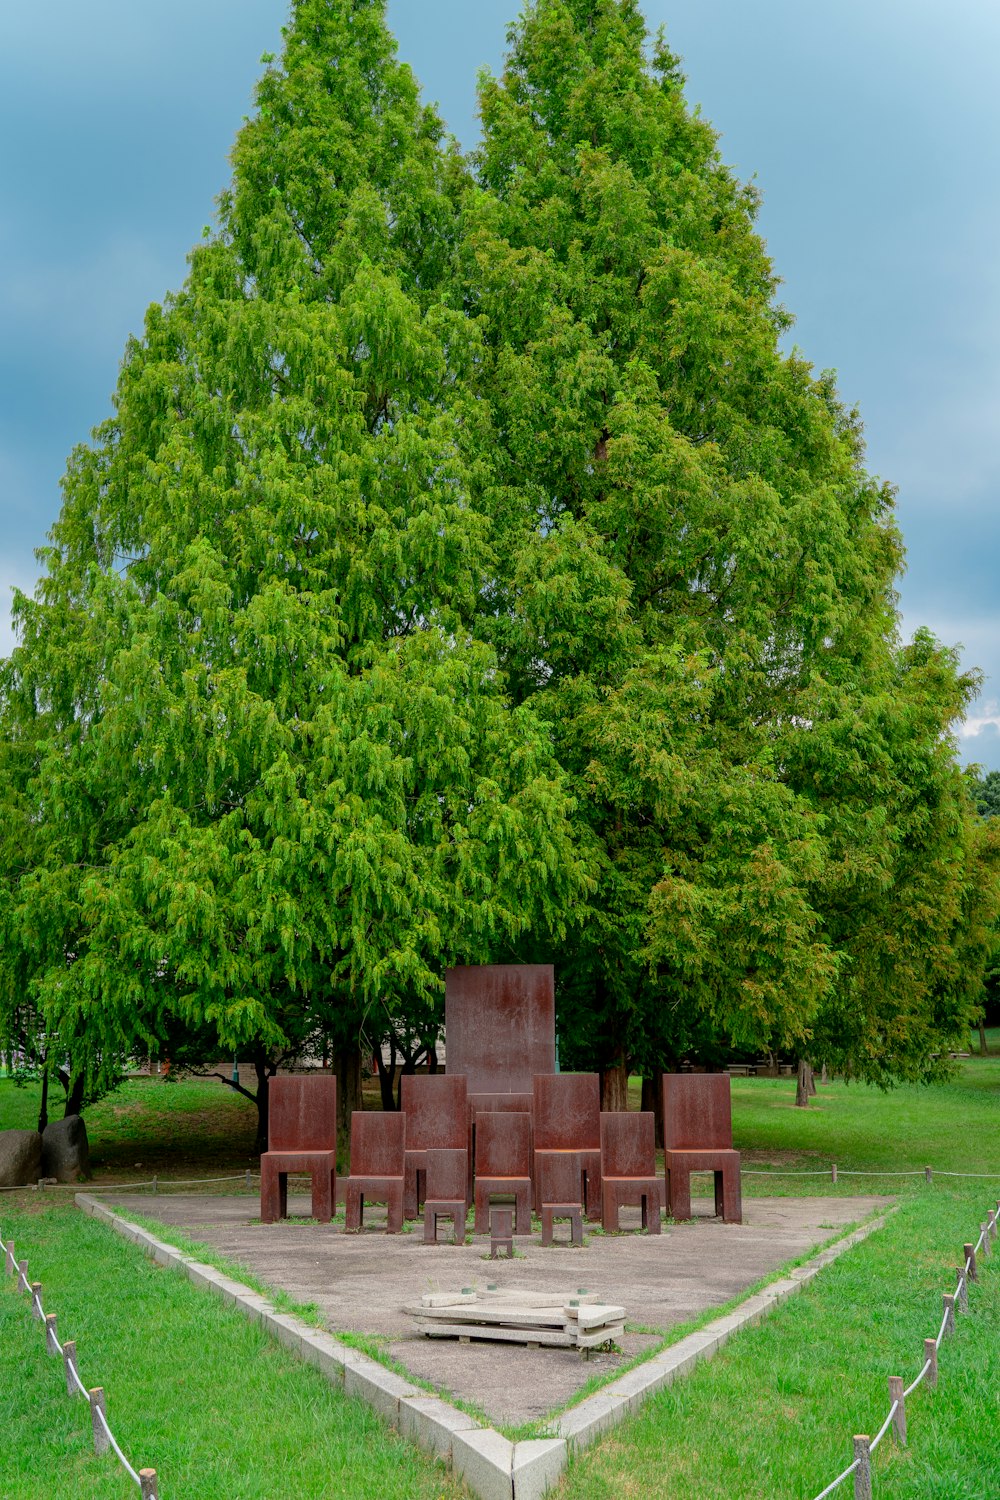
103, 1191, 888, 1425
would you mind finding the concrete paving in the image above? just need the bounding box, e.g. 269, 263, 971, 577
103, 1191, 889, 1425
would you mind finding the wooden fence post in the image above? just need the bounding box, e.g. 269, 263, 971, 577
140, 1470, 159, 1499
964, 1243, 977, 1282
89, 1388, 109, 1454
63, 1340, 78, 1396
924, 1165, 933, 1183
831, 1163, 838, 1184
4, 1240, 14, 1275
30, 1282, 43, 1319
942, 1293, 955, 1337
980, 1224, 991, 1258
888, 1376, 906, 1443
45, 1313, 59, 1354
955, 1270, 969, 1312
17, 1259, 28, 1292
853, 1436, 872, 1499
924, 1338, 938, 1390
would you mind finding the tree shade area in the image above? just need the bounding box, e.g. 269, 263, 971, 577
1, 0, 997, 1131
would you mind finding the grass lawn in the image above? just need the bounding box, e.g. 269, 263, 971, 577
0, 1075, 257, 1181
0, 1200, 464, 1500
1, 1052, 997, 1497
557, 1183, 1000, 1499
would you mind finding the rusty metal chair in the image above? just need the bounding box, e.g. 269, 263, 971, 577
600, 1111, 661, 1233
422, 1148, 469, 1245
533, 1073, 602, 1221
260, 1075, 337, 1224
662, 1074, 742, 1222
537, 1150, 584, 1247
473, 1111, 532, 1235
344, 1112, 405, 1232
400, 1074, 468, 1221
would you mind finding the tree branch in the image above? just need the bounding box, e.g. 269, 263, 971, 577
211, 1071, 259, 1104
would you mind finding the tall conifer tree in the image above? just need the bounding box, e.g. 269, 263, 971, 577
460, 0, 998, 1100
0, 0, 590, 1142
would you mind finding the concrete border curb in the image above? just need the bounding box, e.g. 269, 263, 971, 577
75, 1194, 886, 1499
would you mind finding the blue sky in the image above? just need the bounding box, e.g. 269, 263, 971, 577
2, 1, 998, 765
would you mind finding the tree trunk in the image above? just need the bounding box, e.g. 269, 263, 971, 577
252, 1056, 272, 1155
337, 1043, 363, 1164
978, 1019, 989, 1056
808, 1064, 818, 1096
396, 1056, 417, 1111
640, 1068, 664, 1147
37, 1063, 49, 1135
795, 1058, 813, 1108
820, 1062, 828, 1085
375, 1038, 398, 1112
601, 1057, 630, 1112
426, 1038, 439, 1074
64, 1069, 86, 1117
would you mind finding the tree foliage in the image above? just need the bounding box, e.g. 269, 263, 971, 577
456, 0, 1000, 1094
1, 0, 995, 1129
0, 0, 590, 1136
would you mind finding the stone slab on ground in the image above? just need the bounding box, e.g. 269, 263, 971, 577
100, 1191, 889, 1426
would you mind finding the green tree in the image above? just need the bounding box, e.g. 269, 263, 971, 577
969, 767, 1000, 819
457, 0, 998, 1101
0, 0, 591, 1150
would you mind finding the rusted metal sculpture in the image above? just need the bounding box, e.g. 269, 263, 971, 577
536, 1151, 585, 1247
600, 1111, 662, 1233
533, 1073, 602, 1221
259, 1075, 337, 1224
344, 1111, 405, 1233
446, 963, 556, 1197
473, 1111, 532, 1235
400, 1074, 468, 1221
445, 963, 555, 1100
661, 1074, 742, 1223
422, 1147, 469, 1245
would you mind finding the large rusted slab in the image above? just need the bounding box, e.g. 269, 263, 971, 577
444, 964, 555, 1095
400, 1075, 468, 1220
260, 1075, 338, 1225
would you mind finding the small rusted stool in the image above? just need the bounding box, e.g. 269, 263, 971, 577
541, 1205, 583, 1247
423, 1203, 466, 1245
490, 1207, 515, 1259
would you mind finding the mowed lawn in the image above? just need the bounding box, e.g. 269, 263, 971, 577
557, 1182, 1000, 1500
0, 1074, 258, 1180
1, 1043, 998, 1497
0, 1200, 465, 1500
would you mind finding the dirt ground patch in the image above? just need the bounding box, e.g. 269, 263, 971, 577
95, 1191, 890, 1426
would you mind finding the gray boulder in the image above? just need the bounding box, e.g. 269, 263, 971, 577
41, 1114, 91, 1183
0, 1129, 43, 1187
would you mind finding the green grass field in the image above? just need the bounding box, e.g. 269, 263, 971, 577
1, 1045, 998, 1497
560, 1183, 1000, 1498
0, 1201, 463, 1500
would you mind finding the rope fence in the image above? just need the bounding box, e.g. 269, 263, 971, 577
741, 1164, 1000, 1183
809, 1199, 998, 1499
0, 1222, 160, 1498
0, 1171, 258, 1196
